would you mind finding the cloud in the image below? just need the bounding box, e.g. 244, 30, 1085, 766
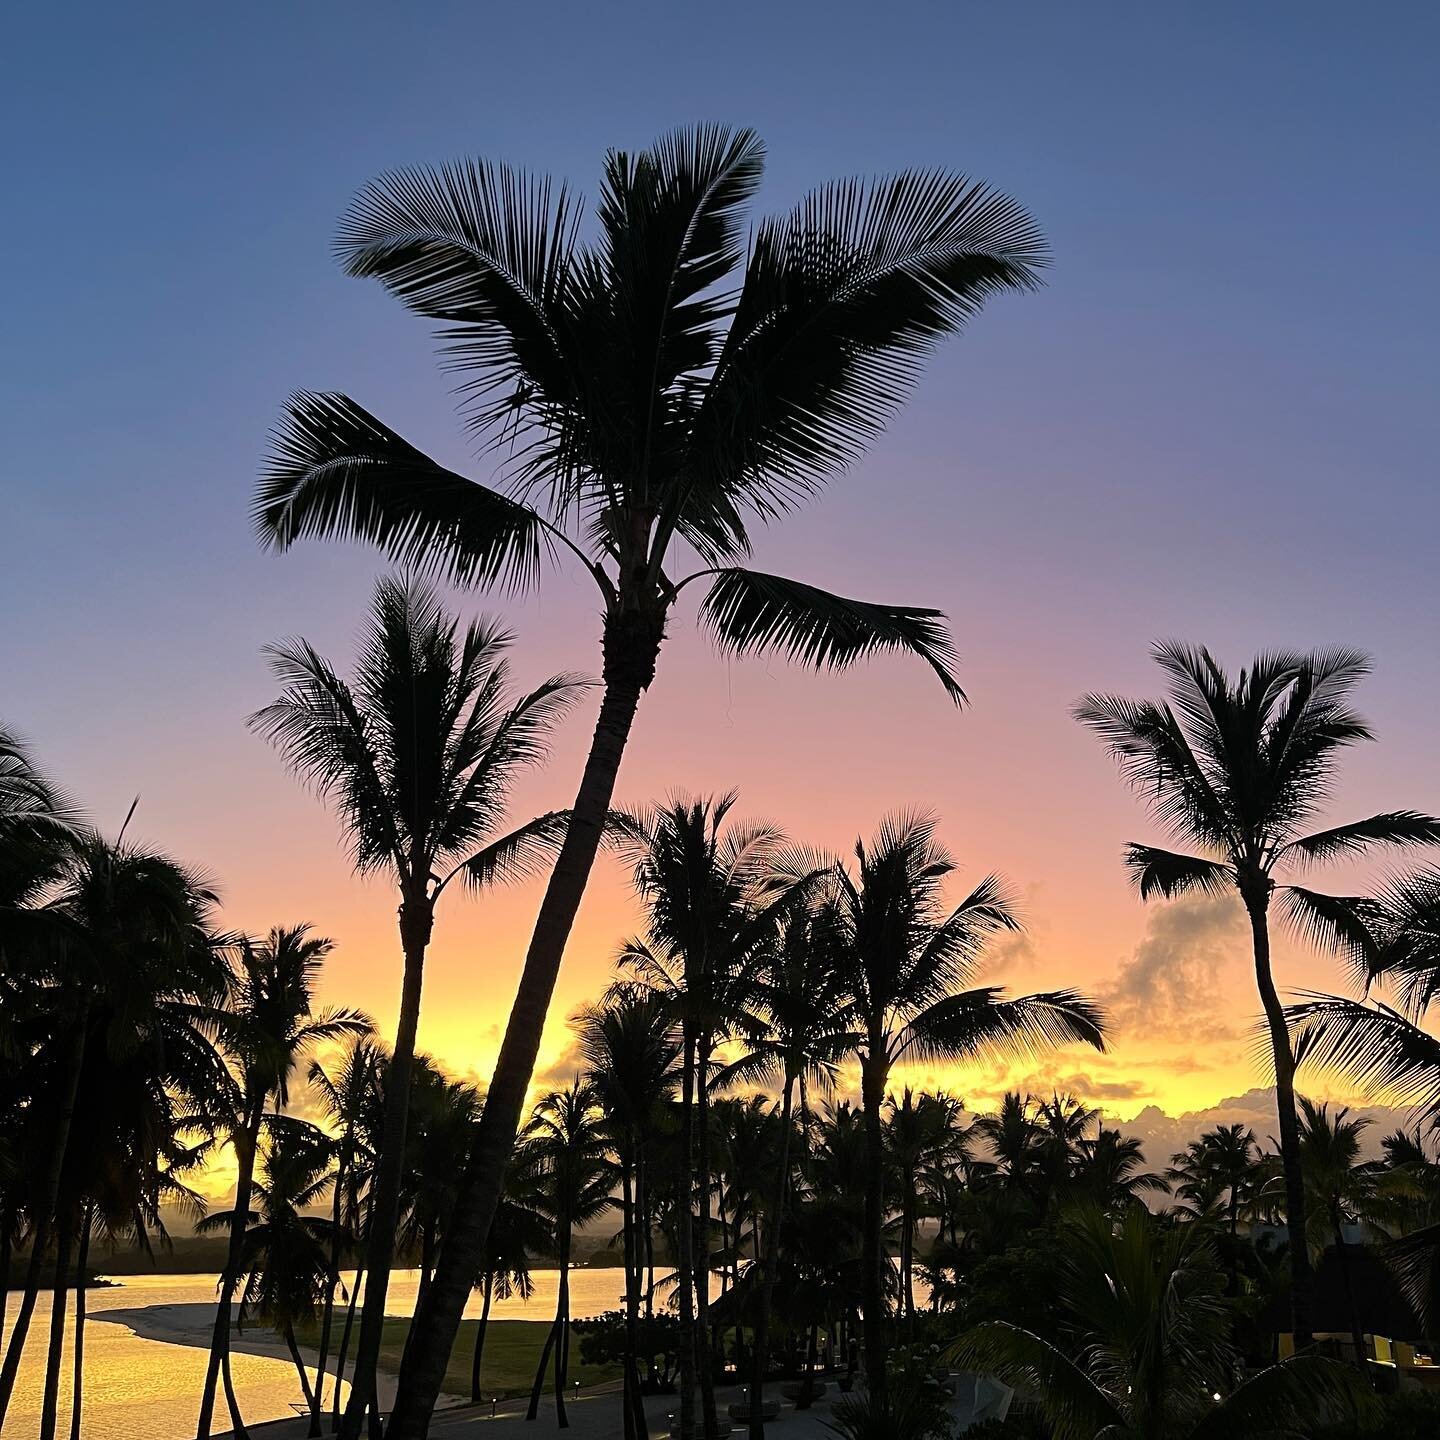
1103, 894, 1249, 1044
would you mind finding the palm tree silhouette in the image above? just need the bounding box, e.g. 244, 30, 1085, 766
248, 575, 584, 1436
829, 813, 1105, 1407
252, 126, 1047, 1434
521, 1080, 612, 1427
1075, 642, 1440, 1343
197, 927, 368, 1440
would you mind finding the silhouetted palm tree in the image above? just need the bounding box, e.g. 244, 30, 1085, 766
522, 1080, 612, 1427
830, 813, 1106, 1405
249, 575, 582, 1438
576, 986, 677, 1438
253, 125, 1048, 1436
1167, 1124, 1261, 1238
471, 1180, 547, 1404
1075, 642, 1440, 1343
0, 831, 227, 1435
197, 927, 367, 1440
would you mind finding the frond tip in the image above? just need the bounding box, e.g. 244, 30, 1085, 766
698, 567, 965, 704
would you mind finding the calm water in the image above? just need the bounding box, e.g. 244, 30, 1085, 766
3, 1266, 632, 1440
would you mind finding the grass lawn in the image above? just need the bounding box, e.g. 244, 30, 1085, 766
362, 1317, 622, 1400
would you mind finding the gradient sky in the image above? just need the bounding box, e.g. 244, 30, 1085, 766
6, 4, 1439, 1159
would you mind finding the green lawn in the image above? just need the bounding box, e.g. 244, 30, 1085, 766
305, 1317, 622, 1401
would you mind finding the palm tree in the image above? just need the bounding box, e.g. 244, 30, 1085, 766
253, 126, 1047, 1437
201, 1117, 340, 1411
1167, 1124, 1261, 1237
830, 813, 1106, 1406
725, 904, 855, 1437
576, 986, 678, 1439
248, 574, 583, 1439
0, 831, 228, 1434
471, 1180, 547, 1404
950, 1206, 1375, 1440
521, 1080, 612, 1427
197, 927, 368, 1440
306, 1034, 382, 1434
613, 792, 811, 1440
1072, 1127, 1168, 1214
1075, 641, 1440, 1343
308, 1035, 383, 1430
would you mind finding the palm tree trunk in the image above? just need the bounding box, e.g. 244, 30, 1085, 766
527, 1317, 560, 1420
339, 897, 432, 1440
287, 1324, 317, 1410
861, 1048, 888, 1410
470, 1272, 494, 1404
0, 1006, 87, 1428
748, 1075, 795, 1440
69, 1207, 90, 1440
1, 1213, 11, 1354
1332, 1209, 1369, 1372
619, 1154, 647, 1440
333, 1259, 364, 1429
1247, 894, 1315, 1347
39, 1212, 72, 1440
222, 1339, 246, 1438
676, 1031, 699, 1440
309, 1151, 347, 1437
695, 1046, 719, 1440
384, 621, 660, 1440
554, 1236, 571, 1428
198, 1096, 263, 1440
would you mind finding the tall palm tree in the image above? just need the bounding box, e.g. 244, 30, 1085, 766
201, 1117, 340, 1410
306, 1033, 382, 1435
1071, 1127, 1168, 1214
253, 126, 1047, 1437
951, 1206, 1375, 1440
1166, 1124, 1261, 1238
197, 927, 368, 1440
725, 904, 855, 1438
470, 1180, 547, 1404
576, 986, 678, 1440
613, 792, 810, 1440
1075, 642, 1440, 1343
249, 575, 583, 1439
521, 1080, 612, 1427
830, 813, 1106, 1407
0, 832, 228, 1433
308, 1035, 384, 1430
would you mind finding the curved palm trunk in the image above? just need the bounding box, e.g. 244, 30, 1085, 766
1247, 895, 1315, 1347
1, 1214, 12, 1353
526, 1314, 560, 1420
748, 1075, 795, 1440
198, 1097, 263, 1440
339, 899, 432, 1440
619, 1152, 647, 1440
470, 1272, 494, 1404
69, 1207, 91, 1440
0, 1007, 87, 1428
333, 1259, 365, 1428
38, 1212, 72, 1440
860, 1047, 888, 1410
554, 1234, 572, 1427
385, 624, 660, 1439
309, 1150, 348, 1437
676, 1032, 699, 1440
694, 1046, 719, 1440
287, 1324, 317, 1410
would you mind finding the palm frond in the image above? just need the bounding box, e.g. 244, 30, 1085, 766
902, 988, 1107, 1066
1188, 1354, 1377, 1440
1288, 992, 1440, 1114
1275, 886, 1384, 982
698, 567, 964, 703
255, 392, 553, 590
1284, 811, 1440, 865
458, 810, 574, 891
1122, 844, 1232, 901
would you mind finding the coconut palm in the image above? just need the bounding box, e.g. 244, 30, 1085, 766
724, 904, 855, 1437
306, 1033, 382, 1434
471, 1181, 548, 1404
521, 1080, 612, 1427
576, 986, 678, 1438
0, 832, 228, 1435
248, 574, 584, 1438
613, 792, 815, 1440
1072, 1127, 1168, 1214
830, 813, 1106, 1405
1167, 1124, 1261, 1237
201, 1117, 340, 1410
197, 927, 368, 1440
950, 1206, 1375, 1440
254, 125, 1047, 1436
1075, 642, 1440, 1343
